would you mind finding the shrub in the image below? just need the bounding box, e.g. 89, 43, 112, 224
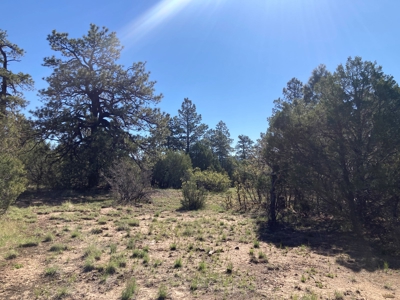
181, 180, 207, 210
191, 168, 230, 192
104, 158, 152, 205
152, 151, 192, 189
0, 154, 27, 216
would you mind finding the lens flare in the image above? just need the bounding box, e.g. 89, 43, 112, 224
119, 0, 192, 48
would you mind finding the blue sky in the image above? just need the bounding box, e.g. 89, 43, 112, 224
2, 0, 400, 144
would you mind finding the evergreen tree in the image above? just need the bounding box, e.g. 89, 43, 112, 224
33, 24, 167, 188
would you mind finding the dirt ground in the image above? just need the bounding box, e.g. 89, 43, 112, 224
0, 189, 398, 300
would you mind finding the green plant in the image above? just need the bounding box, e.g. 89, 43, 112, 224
121, 277, 137, 300
157, 284, 168, 300
127, 238, 135, 250
5, 249, 18, 260
97, 217, 107, 225
181, 179, 207, 210
128, 218, 140, 227
19, 239, 39, 248
105, 262, 117, 275
170, 243, 177, 251
43, 233, 54, 242
90, 228, 103, 234
334, 290, 344, 300
84, 245, 102, 260
110, 243, 117, 254
44, 266, 58, 276
301, 274, 307, 283
249, 248, 254, 256
174, 257, 182, 268
226, 262, 233, 274
49, 244, 68, 252
198, 261, 206, 272
253, 240, 260, 248
258, 251, 268, 262
83, 257, 96, 272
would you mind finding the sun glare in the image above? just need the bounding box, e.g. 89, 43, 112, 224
119, 0, 192, 47
119, 0, 227, 48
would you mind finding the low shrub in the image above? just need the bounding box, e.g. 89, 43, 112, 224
181, 180, 207, 210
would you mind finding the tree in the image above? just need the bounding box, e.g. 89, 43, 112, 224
189, 141, 221, 171
165, 115, 185, 151
265, 57, 400, 236
0, 29, 32, 214
33, 24, 167, 188
235, 135, 254, 160
152, 151, 192, 189
0, 29, 33, 114
208, 121, 233, 170
176, 98, 208, 154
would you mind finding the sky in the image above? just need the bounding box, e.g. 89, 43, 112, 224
2, 0, 400, 144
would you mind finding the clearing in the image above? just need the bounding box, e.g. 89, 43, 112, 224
0, 189, 398, 300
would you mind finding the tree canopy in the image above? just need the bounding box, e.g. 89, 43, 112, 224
33, 24, 168, 187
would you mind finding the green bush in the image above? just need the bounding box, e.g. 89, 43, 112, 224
0, 154, 27, 216
191, 168, 230, 192
152, 151, 192, 189
181, 179, 207, 210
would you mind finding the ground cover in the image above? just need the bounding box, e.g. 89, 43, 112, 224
0, 189, 398, 299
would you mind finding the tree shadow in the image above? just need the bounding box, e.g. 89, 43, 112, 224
16, 188, 110, 207
256, 217, 400, 272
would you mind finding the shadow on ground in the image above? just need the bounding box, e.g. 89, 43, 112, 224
16, 188, 111, 207
256, 217, 400, 273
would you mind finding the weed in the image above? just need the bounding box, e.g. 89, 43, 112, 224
97, 217, 107, 225
43, 233, 54, 242
153, 259, 162, 267
90, 228, 103, 234
127, 238, 135, 250
258, 251, 267, 262
49, 244, 68, 252
105, 262, 117, 274
334, 290, 344, 300
19, 239, 39, 248
70, 230, 80, 238
226, 262, 233, 274
170, 243, 177, 251
84, 245, 102, 260
301, 274, 307, 283
110, 243, 117, 254
121, 277, 137, 300
44, 266, 58, 276
254, 240, 260, 248
157, 284, 168, 300
83, 257, 96, 272
128, 218, 140, 227
383, 261, 389, 272
249, 248, 254, 256
13, 263, 23, 269
174, 257, 182, 268
56, 286, 69, 299
198, 260, 206, 272
5, 249, 18, 260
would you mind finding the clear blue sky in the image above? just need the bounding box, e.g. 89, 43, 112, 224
2, 0, 400, 144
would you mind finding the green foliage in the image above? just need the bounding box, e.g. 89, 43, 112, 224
0, 153, 27, 215
152, 151, 192, 188
121, 277, 137, 300
33, 24, 168, 188
265, 57, 400, 243
190, 168, 230, 193
181, 179, 207, 210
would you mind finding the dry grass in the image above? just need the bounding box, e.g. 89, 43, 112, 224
0, 189, 399, 299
